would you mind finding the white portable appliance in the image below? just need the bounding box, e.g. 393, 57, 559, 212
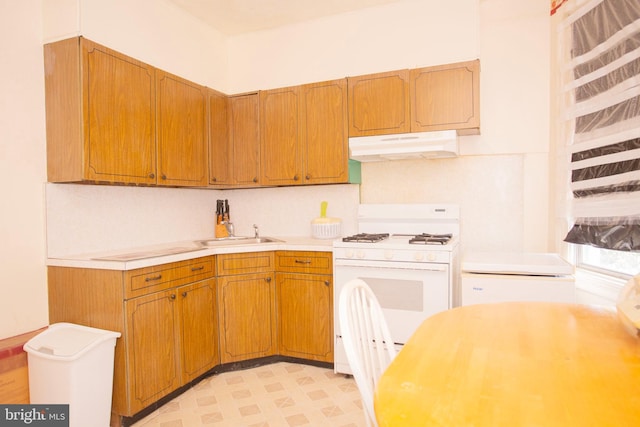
461, 252, 575, 306
333, 204, 460, 375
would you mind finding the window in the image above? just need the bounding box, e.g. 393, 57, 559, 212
577, 245, 640, 277
557, 0, 640, 279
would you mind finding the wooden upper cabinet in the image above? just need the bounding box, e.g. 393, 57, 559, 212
301, 79, 349, 184
348, 60, 481, 137
229, 93, 260, 186
45, 37, 157, 184
260, 79, 349, 186
410, 60, 480, 134
156, 70, 208, 186
348, 70, 410, 137
208, 88, 230, 185
44, 36, 208, 187
260, 86, 302, 186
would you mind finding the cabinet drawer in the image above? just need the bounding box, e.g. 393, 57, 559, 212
276, 251, 332, 274
217, 252, 274, 276
125, 256, 215, 299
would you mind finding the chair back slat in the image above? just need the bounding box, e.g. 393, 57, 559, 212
339, 279, 397, 426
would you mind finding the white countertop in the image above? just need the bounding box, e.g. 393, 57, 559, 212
462, 252, 574, 276
47, 236, 336, 271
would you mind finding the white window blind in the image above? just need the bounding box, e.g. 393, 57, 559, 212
563, 0, 640, 251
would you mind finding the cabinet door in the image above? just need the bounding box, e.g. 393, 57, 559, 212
82, 39, 157, 184
300, 79, 349, 184
260, 86, 303, 186
410, 60, 480, 134
229, 93, 260, 186
208, 89, 231, 185
277, 273, 333, 362
348, 69, 410, 137
125, 289, 180, 414
178, 279, 219, 383
156, 70, 208, 186
217, 273, 277, 363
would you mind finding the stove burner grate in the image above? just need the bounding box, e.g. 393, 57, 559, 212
408, 233, 453, 245
342, 233, 389, 243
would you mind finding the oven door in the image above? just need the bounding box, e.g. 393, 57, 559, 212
333, 259, 450, 374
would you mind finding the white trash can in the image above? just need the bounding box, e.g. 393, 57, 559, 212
24, 323, 121, 427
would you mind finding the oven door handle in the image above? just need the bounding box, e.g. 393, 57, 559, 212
334, 258, 448, 271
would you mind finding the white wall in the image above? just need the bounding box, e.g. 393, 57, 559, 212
227, 0, 479, 93
227, 0, 551, 255
43, 0, 229, 90
0, 0, 48, 339
1, 0, 551, 338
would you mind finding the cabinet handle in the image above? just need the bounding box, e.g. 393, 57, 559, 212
191, 266, 204, 272
293, 174, 300, 181
265, 277, 272, 283
149, 173, 155, 179
324, 280, 330, 287
305, 174, 311, 180
170, 294, 176, 300
161, 174, 167, 180
145, 274, 162, 282
295, 259, 312, 264
212, 177, 217, 182
182, 292, 187, 298
253, 177, 258, 183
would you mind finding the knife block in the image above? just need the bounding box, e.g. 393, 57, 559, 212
215, 223, 229, 238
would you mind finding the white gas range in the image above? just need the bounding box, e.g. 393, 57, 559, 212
332, 204, 460, 375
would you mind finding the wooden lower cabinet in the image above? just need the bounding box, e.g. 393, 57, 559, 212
217, 273, 277, 363
125, 278, 219, 410
125, 288, 180, 409
47, 250, 333, 424
47, 256, 218, 423
179, 280, 219, 383
216, 252, 277, 363
276, 251, 333, 362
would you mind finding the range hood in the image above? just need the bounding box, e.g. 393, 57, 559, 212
349, 130, 458, 162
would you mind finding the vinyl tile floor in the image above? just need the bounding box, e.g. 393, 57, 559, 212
130, 362, 367, 427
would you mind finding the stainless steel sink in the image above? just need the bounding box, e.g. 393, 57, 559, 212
195, 236, 283, 247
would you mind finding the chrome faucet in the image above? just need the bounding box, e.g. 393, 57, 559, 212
223, 221, 235, 237
253, 224, 259, 238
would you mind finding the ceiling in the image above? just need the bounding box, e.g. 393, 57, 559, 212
166, 0, 407, 35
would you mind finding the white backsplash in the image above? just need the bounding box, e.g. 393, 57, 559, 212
359, 153, 549, 254
45, 183, 360, 257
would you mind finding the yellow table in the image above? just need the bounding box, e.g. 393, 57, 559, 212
374, 302, 640, 426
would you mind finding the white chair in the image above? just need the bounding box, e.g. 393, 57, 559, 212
339, 278, 397, 427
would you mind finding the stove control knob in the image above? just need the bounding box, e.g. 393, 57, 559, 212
356, 250, 365, 259
345, 249, 354, 259
384, 250, 394, 260
414, 252, 424, 261
427, 253, 437, 262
